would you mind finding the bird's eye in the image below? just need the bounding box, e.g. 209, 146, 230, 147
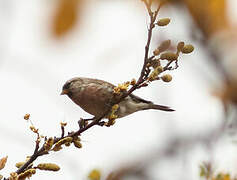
63, 82, 71, 90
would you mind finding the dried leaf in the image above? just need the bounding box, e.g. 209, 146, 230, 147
178, 0, 229, 37
52, 0, 83, 37
214, 82, 237, 107
0, 156, 8, 170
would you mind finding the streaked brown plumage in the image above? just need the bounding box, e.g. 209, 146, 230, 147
61, 77, 174, 118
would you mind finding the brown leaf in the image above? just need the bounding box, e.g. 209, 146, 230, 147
172, 0, 229, 37
52, 0, 83, 37
212, 81, 237, 113
0, 156, 8, 170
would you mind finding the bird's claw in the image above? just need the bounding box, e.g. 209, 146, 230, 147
97, 121, 106, 127
78, 118, 93, 129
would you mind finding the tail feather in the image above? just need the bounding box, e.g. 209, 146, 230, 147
149, 104, 175, 112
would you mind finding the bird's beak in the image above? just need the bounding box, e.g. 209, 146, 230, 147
60, 89, 68, 95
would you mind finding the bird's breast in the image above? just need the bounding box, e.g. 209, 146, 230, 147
69, 84, 114, 117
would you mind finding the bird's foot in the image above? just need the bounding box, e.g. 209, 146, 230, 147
78, 118, 94, 129
97, 121, 106, 127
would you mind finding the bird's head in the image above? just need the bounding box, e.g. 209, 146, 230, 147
61, 77, 82, 96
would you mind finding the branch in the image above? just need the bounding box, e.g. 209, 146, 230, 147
7, 0, 195, 178
13, 1, 164, 176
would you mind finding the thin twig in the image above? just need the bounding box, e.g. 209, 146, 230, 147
61, 126, 65, 138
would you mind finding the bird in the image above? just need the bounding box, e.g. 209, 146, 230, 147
61, 77, 174, 119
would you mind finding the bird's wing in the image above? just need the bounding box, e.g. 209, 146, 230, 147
82, 78, 152, 104
129, 94, 152, 104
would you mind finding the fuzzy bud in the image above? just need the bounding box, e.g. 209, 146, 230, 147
157, 18, 170, 26
108, 104, 119, 121
44, 137, 54, 151
9, 172, 18, 180
160, 52, 178, 61
65, 142, 71, 147
153, 49, 160, 56
29, 126, 38, 134
73, 140, 82, 148
18, 168, 36, 180
57, 137, 73, 145
52, 145, 62, 152
148, 66, 163, 81
157, 66, 164, 73
73, 136, 81, 142
177, 41, 185, 53
24, 114, 30, 120
60, 122, 67, 127
181, 44, 194, 54
52, 137, 73, 151
161, 74, 172, 82
37, 163, 60, 171
158, 39, 171, 52
130, 78, 136, 85
113, 81, 130, 94
15, 162, 25, 168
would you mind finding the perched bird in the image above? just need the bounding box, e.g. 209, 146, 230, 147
61, 77, 174, 119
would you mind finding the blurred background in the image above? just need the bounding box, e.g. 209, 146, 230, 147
0, 0, 237, 179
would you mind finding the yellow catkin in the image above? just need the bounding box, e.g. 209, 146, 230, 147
148, 68, 159, 81
177, 41, 185, 52
9, 172, 18, 180
158, 39, 171, 52
15, 162, 25, 168
157, 18, 170, 26
52, 137, 73, 151
153, 49, 160, 56
52, 145, 62, 152
55, 137, 73, 146
73, 136, 81, 141
44, 137, 54, 151
157, 66, 164, 73
73, 140, 82, 148
181, 44, 194, 54
148, 66, 163, 81
108, 104, 119, 122
113, 82, 130, 94
161, 74, 172, 82
65, 142, 71, 147
160, 52, 178, 61
17, 168, 36, 180
37, 163, 60, 171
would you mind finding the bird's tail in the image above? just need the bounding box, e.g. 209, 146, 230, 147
147, 104, 175, 112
